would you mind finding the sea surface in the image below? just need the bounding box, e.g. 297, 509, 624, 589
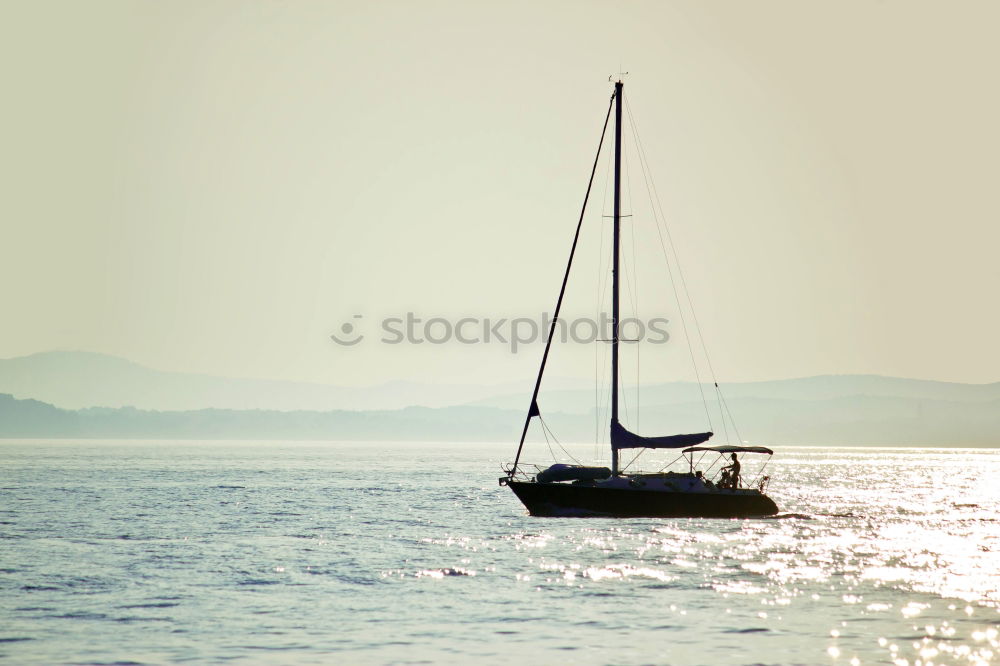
1, 441, 999, 665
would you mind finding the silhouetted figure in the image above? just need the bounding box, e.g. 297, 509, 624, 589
721, 453, 741, 489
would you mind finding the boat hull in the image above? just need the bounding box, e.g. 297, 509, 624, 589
506, 480, 778, 518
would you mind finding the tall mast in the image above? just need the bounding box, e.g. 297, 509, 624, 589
611, 79, 623, 475
507, 92, 615, 478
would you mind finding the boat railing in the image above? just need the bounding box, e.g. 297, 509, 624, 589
502, 460, 774, 493
499, 462, 544, 484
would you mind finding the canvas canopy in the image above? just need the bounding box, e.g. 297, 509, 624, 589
682, 445, 774, 455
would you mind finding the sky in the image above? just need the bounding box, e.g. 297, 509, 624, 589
2, 0, 998, 389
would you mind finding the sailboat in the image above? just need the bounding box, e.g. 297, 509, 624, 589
500, 78, 779, 518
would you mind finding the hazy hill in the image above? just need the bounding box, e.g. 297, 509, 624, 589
0, 393, 524, 441
475, 374, 1000, 414
4, 351, 998, 418
0, 392, 997, 446
0, 351, 997, 445
0, 351, 538, 411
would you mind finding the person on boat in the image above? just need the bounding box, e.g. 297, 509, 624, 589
721, 453, 741, 489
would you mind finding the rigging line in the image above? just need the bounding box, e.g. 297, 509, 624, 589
715, 383, 731, 445
633, 119, 734, 442
616, 109, 640, 433
596, 333, 614, 458
719, 388, 745, 444
621, 359, 631, 427
632, 267, 640, 435
598, 239, 620, 437
596, 332, 609, 445
700, 453, 727, 481
595, 145, 612, 456
622, 110, 639, 320
595, 141, 615, 455
594, 293, 613, 447
624, 98, 640, 432
655, 450, 683, 473
600, 125, 614, 219
540, 415, 583, 466
626, 110, 731, 444
540, 414, 557, 463
622, 116, 641, 432
593, 131, 615, 452
596, 140, 615, 313
595, 291, 611, 449
625, 97, 742, 445
623, 97, 714, 433
621, 160, 640, 342
619, 260, 637, 431
651, 451, 687, 474
751, 457, 772, 488
595, 329, 600, 457
621, 446, 646, 472
595, 354, 609, 460
510, 92, 615, 476
667, 449, 709, 476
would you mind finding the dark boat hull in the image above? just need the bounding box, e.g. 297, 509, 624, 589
507, 481, 778, 518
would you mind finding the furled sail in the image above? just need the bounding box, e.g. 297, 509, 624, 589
611, 421, 713, 450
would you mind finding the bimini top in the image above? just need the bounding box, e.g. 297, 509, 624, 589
682, 445, 774, 455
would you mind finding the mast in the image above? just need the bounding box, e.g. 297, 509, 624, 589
508, 92, 615, 478
611, 79, 623, 475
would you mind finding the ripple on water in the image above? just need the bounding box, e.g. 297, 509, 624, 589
2, 442, 1000, 666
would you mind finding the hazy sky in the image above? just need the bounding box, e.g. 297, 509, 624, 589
2, 0, 998, 388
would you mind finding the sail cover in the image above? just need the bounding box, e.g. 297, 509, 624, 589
537, 464, 612, 484
611, 421, 713, 450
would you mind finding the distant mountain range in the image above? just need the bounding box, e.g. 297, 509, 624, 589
0, 351, 997, 445
471, 374, 1000, 412
0, 351, 539, 411
0, 393, 523, 441
0, 391, 997, 445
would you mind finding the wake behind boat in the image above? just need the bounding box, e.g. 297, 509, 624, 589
500, 77, 779, 518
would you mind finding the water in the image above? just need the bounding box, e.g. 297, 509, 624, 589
1, 441, 999, 665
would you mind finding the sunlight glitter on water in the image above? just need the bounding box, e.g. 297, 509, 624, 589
3, 442, 1000, 665
482, 447, 1000, 665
